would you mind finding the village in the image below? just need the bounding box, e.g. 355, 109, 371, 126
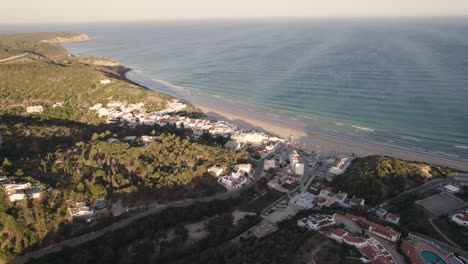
5, 96, 468, 264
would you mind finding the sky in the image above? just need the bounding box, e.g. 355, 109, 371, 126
2, 0, 468, 24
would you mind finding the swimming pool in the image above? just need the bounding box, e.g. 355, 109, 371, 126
420, 250, 447, 264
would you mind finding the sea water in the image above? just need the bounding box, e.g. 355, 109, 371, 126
3, 18, 468, 161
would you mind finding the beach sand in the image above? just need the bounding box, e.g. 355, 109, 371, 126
194, 102, 468, 171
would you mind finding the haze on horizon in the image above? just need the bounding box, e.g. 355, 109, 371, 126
2, 0, 468, 24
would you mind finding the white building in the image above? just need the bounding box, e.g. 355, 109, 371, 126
8, 190, 26, 202
297, 214, 336, 231
236, 164, 253, 175
52, 102, 64, 108
328, 156, 352, 175
385, 213, 400, 225
26, 105, 44, 114
68, 202, 95, 218
451, 210, 468, 227
100, 79, 111, 84
289, 150, 304, 176
331, 229, 369, 248
208, 166, 224, 177
231, 132, 269, 144
263, 159, 277, 171
3, 182, 31, 191
444, 184, 461, 194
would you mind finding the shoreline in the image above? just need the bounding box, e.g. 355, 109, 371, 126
62, 37, 468, 171
191, 101, 468, 171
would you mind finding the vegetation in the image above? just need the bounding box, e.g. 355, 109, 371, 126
165, 214, 359, 264
27, 199, 243, 264
0, 33, 249, 261
332, 155, 449, 205
433, 216, 468, 250
0, 32, 87, 59
389, 193, 440, 238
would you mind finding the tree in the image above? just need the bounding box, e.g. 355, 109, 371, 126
90, 184, 107, 199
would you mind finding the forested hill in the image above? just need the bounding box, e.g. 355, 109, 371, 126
331, 155, 453, 205
0, 33, 247, 261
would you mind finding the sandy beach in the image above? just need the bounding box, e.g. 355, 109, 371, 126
193, 102, 468, 171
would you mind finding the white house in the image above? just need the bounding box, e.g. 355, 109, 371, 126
208, 166, 224, 177
68, 202, 95, 218
3, 182, 31, 191
297, 214, 336, 231
331, 229, 369, 249
264, 159, 277, 171
328, 156, 352, 175
8, 190, 26, 202
451, 211, 468, 227
236, 164, 253, 175
444, 184, 461, 194
100, 79, 111, 84
289, 150, 304, 176
26, 105, 44, 114
385, 213, 400, 225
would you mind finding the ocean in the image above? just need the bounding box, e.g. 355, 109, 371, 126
3, 18, 468, 162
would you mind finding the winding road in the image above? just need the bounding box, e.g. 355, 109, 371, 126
12, 147, 274, 264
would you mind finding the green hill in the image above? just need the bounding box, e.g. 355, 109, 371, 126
0, 32, 248, 261
331, 155, 453, 205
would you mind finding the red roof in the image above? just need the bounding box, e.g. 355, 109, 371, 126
386, 213, 400, 221
370, 224, 401, 240
455, 213, 468, 222
400, 242, 424, 264
332, 228, 348, 237
350, 197, 364, 205
318, 197, 327, 204
343, 235, 366, 244
361, 245, 378, 259
322, 186, 334, 192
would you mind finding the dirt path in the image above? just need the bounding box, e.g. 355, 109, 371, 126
309, 242, 327, 264
0, 53, 28, 62
429, 217, 461, 248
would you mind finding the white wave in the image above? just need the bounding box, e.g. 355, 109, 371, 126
401, 136, 422, 142
213, 95, 222, 98
247, 108, 253, 111
352, 125, 375, 132
299, 115, 318, 121
431, 151, 459, 158
267, 113, 280, 118
335, 122, 343, 126
151, 78, 185, 91
454, 145, 468, 150
290, 118, 298, 121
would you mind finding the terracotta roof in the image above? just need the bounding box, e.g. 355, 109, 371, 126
318, 197, 327, 204
386, 213, 400, 221
361, 245, 378, 259
343, 235, 366, 244
332, 228, 348, 238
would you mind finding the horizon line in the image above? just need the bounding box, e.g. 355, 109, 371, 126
3, 15, 468, 25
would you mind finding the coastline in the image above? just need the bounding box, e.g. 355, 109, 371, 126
192, 101, 468, 171
59, 35, 468, 171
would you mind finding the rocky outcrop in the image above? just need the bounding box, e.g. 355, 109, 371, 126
44, 33, 90, 43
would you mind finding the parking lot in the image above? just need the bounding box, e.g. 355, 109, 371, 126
416, 192, 466, 216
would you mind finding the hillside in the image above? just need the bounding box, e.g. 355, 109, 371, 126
0, 33, 248, 261
331, 155, 453, 205
0, 32, 88, 59
0, 33, 173, 124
